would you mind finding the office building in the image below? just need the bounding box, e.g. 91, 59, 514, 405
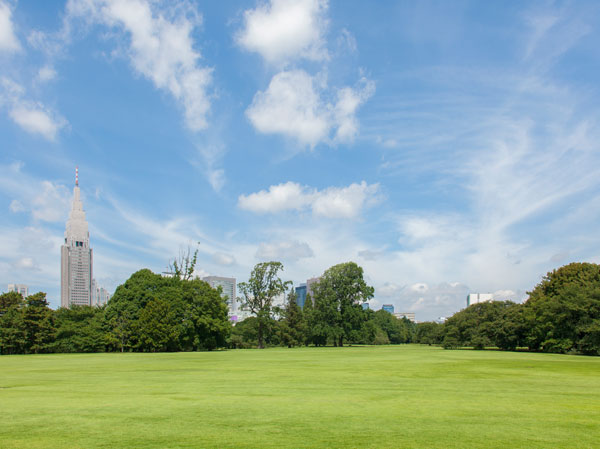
61, 168, 94, 308
306, 277, 320, 305
7, 284, 28, 298
467, 293, 493, 307
382, 304, 394, 314
295, 283, 307, 308
203, 276, 236, 313
98, 287, 110, 306
91, 280, 111, 307
394, 312, 416, 322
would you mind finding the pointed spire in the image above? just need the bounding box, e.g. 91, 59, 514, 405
75, 166, 79, 186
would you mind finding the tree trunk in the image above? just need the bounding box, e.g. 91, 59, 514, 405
339, 336, 343, 347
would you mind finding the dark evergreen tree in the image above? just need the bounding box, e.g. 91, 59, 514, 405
0, 307, 26, 355
22, 292, 55, 354
278, 289, 306, 348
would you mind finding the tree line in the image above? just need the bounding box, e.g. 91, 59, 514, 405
232, 261, 416, 348
1, 261, 599, 355
414, 263, 600, 355
0, 261, 417, 354
0, 269, 230, 354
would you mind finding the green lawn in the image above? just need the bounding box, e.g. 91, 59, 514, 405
1, 345, 599, 448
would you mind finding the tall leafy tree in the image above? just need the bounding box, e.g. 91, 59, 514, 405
106, 269, 230, 352
371, 309, 414, 344
22, 292, 55, 354
312, 262, 374, 347
180, 279, 230, 350
136, 297, 181, 352
524, 263, 600, 354
441, 301, 514, 350
52, 306, 106, 353
238, 262, 291, 349
415, 321, 442, 345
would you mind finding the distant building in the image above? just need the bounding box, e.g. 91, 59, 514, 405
382, 304, 394, 314
91, 279, 110, 307
467, 293, 493, 307
295, 283, 307, 308
7, 284, 28, 298
233, 304, 254, 323
306, 277, 321, 305
61, 168, 93, 308
60, 169, 109, 308
394, 312, 416, 323
99, 287, 110, 306
361, 302, 369, 310
203, 276, 236, 313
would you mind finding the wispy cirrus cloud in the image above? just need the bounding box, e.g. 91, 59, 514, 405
65, 0, 213, 132
256, 240, 314, 262
0, 162, 71, 222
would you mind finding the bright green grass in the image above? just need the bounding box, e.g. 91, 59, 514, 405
1, 346, 599, 449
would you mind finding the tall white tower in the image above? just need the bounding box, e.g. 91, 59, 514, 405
61, 167, 93, 308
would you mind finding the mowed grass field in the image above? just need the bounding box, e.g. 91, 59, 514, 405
1, 346, 599, 449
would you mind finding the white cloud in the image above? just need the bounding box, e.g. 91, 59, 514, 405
9, 199, 24, 213
238, 180, 379, 219
31, 181, 71, 222
1, 78, 67, 140
377, 282, 402, 297
212, 252, 236, 266
312, 181, 380, 219
14, 257, 39, 271
336, 28, 357, 53
375, 282, 470, 319
236, 0, 328, 66
399, 216, 453, 243
37, 65, 57, 83
333, 79, 375, 143
246, 70, 374, 147
66, 0, 212, 131
9, 105, 65, 141
207, 169, 225, 192
246, 70, 329, 146
256, 240, 314, 262
410, 283, 429, 293
238, 181, 310, 213
0, 1, 20, 53
0, 225, 64, 307
358, 248, 385, 261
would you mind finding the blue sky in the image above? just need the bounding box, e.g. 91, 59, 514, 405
1, 0, 599, 320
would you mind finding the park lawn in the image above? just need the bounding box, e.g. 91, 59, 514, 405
0, 345, 599, 449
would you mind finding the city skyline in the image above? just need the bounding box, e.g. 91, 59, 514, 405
1, 1, 600, 320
